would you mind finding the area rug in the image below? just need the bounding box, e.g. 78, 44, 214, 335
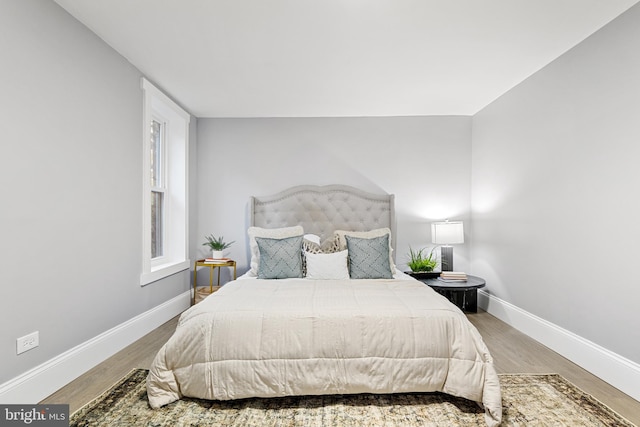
70, 369, 635, 426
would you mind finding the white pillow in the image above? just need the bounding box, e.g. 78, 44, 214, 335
247, 226, 304, 275
334, 228, 396, 273
305, 250, 350, 280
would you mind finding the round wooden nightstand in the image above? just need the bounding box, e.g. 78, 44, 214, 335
192, 259, 237, 305
409, 273, 485, 313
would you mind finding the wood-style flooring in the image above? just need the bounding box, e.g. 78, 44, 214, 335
41, 310, 640, 425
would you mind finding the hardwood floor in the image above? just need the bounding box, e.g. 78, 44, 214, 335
467, 312, 640, 425
41, 310, 640, 425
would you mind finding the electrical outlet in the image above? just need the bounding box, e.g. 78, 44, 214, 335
16, 331, 39, 355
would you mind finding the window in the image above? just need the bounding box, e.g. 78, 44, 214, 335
150, 119, 164, 258
141, 78, 190, 286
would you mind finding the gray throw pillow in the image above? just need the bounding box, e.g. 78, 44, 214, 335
256, 235, 303, 279
345, 234, 393, 279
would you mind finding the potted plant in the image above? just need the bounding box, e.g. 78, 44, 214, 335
406, 246, 439, 276
203, 235, 234, 259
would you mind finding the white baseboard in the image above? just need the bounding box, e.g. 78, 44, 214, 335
478, 290, 640, 402
0, 290, 190, 404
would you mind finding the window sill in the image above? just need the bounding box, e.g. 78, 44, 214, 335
140, 259, 190, 286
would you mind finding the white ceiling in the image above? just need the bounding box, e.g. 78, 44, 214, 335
54, 0, 638, 118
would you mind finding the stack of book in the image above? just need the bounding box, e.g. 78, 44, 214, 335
438, 271, 468, 282
204, 257, 232, 264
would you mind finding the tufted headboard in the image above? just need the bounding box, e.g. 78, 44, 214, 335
250, 184, 396, 257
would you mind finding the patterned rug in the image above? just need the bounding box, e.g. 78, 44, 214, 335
70, 369, 635, 426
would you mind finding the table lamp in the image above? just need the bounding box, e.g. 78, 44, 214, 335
431, 220, 464, 271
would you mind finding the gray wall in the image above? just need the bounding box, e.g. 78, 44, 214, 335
195, 116, 473, 281
0, 0, 193, 384
471, 4, 640, 363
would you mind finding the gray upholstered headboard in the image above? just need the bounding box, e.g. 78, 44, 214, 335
250, 184, 396, 256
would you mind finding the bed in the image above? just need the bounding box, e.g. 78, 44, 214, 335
147, 185, 502, 426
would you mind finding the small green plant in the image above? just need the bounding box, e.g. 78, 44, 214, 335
203, 235, 234, 251
407, 246, 438, 272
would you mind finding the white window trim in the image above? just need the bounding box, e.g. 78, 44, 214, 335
140, 78, 190, 286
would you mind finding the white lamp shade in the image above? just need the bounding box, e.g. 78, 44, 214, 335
431, 221, 464, 244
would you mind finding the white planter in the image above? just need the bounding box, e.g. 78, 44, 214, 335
211, 250, 224, 259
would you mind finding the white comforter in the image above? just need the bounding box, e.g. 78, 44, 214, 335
147, 278, 502, 426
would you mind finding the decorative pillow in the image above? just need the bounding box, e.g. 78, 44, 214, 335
303, 234, 321, 245
345, 234, 393, 279
302, 234, 341, 254
334, 228, 396, 273
247, 226, 304, 275
305, 250, 350, 280
255, 235, 304, 279
302, 234, 341, 276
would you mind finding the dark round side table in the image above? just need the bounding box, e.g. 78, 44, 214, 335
410, 274, 486, 313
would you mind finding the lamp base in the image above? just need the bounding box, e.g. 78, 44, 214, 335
441, 246, 453, 271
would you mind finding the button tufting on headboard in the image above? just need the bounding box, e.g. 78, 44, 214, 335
249, 185, 396, 258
